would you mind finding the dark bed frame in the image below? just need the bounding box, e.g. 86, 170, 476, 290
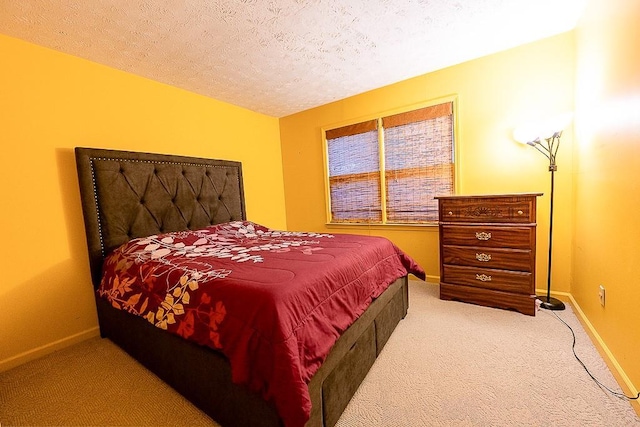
75, 147, 409, 427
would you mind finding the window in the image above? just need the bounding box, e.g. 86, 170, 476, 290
325, 101, 455, 224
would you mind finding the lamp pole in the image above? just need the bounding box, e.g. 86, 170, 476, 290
528, 132, 566, 310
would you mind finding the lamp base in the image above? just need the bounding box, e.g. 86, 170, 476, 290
537, 295, 566, 311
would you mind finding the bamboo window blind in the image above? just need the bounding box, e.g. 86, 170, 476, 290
326, 120, 382, 222
326, 102, 454, 224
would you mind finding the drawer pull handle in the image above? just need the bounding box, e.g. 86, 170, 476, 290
475, 231, 492, 240
476, 253, 492, 262
448, 211, 453, 216
476, 274, 492, 282
518, 210, 524, 215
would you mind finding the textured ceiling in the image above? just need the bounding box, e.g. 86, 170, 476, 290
0, 0, 586, 117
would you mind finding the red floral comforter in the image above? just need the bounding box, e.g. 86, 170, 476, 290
99, 221, 425, 426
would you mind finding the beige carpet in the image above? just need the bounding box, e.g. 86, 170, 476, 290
1, 282, 638, 426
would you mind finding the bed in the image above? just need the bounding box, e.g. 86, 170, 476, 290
75, 147, 424, 427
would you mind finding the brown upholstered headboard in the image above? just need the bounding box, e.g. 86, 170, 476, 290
75, 147, 246, 288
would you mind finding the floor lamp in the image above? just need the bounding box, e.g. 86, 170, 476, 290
516, 128, 566, 311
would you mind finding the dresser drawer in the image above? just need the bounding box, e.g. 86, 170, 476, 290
442, 245, 533, 272
438, 196, 536, 223
440, 284, 536, 316
442, 265, 533, 294
441, 225, 534, 249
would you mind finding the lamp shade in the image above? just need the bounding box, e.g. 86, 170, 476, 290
540, 112, 573, 138
513, 112, 573, 144
513, 123, 539, 144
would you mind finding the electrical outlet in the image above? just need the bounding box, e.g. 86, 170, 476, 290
599, 285, 606, 306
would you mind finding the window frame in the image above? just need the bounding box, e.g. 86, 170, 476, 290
322, 97, 459, 227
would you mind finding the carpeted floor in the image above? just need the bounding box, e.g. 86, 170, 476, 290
1, 282, 638, 426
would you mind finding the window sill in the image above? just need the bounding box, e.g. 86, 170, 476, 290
325, 222, 439, 232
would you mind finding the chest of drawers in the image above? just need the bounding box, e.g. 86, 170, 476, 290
435, 193, 542, 316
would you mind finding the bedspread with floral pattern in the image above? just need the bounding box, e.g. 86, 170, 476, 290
99, 221, 425, 427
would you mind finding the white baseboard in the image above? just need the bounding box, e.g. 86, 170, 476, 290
0, 327, 100, 373
425, 274, 439, 284
535, 288, 572, 302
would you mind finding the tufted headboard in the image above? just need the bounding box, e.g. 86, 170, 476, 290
75, 147, 246, 289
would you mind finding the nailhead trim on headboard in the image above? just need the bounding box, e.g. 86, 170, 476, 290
88, 159, 105, 258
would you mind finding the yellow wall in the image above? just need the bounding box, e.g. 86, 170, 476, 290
574, 0, 640, 399
280, 33, 576, 289
0, 34, 286, 370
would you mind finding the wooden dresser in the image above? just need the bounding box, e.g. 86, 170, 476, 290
435, 193, 542, 316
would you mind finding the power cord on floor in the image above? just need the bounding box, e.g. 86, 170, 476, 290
550, 310, 640, 401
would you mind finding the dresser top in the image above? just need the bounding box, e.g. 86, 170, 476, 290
434, 193, 543, 200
